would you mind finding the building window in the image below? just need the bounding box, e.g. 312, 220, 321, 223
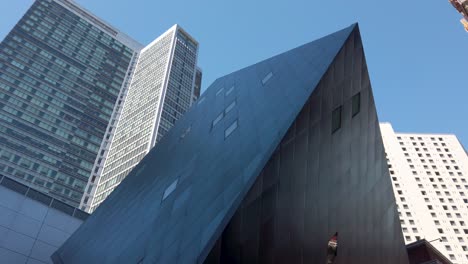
226, 85, 235, 96
216, 87, 224, 96
162, 179, 178, 200
212, 112, 223, 128
197, 96, 205, 105
352, 92, 360, 117
225, 100, 236, 114
331, 106, 342, 133
261, 71, 273, 85
225, 120, 238, 139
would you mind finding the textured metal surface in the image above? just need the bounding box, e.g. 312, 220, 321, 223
53, 24, 407, 264
204, 26, 408, 264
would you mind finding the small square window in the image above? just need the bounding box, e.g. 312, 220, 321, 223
226, 85, 235, 96
225, 100, 236, 114
216, 87, 225, 96
225, 120, 238, 139
261, 72, 273, 85
197, 96, 206, 105
162, 179, 178, 200
352, 92, 360, 117
331, 106, 342, 133
212, 112, 224, 128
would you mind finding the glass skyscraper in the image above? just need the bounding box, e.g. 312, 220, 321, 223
0, 0, 142, 207
81, 25, 200, 212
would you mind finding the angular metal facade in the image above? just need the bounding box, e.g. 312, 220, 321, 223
53, 24, 408, 264
204, 27, 408, 264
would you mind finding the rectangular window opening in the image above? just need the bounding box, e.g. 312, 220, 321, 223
162, 179, 178, 201
212, 112, 224, 128
225, 100, 236, 114
331, 106, 342, 133
216, 87, 224, 96
226, 85, 235, 96
261, 72, 273, 85
197, 96, 206, 105
352, 92, 361, 117
225, 120, 238, 139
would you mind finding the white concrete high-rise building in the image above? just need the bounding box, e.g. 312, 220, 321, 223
80, 25, 199, 212
381, 123, 468, 264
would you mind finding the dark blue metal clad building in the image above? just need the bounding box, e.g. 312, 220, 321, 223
53, 24, 409, 264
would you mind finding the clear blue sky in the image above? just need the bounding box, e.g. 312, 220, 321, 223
1, 0, 467, 147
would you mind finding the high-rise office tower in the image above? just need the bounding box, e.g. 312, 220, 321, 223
0, 0, 142, 207
81, 25, 199, 212
381, 123, 468, 263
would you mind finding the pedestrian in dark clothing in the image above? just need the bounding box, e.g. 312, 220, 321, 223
326, 232, 338, 264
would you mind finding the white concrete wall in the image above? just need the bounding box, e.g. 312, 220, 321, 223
0, 186, 83, 264
381, 122, 468, 264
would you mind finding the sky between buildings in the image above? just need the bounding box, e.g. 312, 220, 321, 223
1, 0, 467, 148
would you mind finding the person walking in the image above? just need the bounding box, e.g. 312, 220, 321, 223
326, 232, 338, 264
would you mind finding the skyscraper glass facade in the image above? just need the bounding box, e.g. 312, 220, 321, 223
0, 0, 141, 207
82, 25, 199, 212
